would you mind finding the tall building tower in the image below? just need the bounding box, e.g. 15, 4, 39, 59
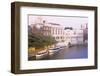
83, 23, 88, 42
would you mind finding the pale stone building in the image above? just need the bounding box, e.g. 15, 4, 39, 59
30, 17, 88, 46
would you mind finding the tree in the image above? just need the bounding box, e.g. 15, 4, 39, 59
28, 32, 57, 50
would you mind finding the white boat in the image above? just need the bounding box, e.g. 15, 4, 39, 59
36, 50, 49, 59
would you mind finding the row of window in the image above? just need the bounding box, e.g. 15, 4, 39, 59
54, 36, 83, 40
42, 26, 84, 37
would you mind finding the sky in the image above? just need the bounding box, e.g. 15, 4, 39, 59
28, 15, 88, 29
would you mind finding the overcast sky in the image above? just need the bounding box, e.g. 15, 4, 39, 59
28, 15, 88, 29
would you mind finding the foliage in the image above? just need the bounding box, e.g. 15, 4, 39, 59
28, 32, 57, 49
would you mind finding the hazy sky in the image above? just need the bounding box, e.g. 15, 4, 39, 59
28, 15, 88, 29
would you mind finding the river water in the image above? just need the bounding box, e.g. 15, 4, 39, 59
49, 45, 88, 59
29, 45, 88, 60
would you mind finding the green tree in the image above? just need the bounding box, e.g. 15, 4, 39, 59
28, 32, 56, 49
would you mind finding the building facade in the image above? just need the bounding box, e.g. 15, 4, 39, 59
30, 17, 88, 46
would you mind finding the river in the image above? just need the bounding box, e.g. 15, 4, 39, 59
49, 45, 88, 59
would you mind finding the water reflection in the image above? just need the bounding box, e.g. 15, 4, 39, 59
29, 45, 88, 60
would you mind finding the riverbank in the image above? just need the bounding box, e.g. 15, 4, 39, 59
28, 45, 88, 60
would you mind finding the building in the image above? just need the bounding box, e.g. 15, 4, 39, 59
30, 17, 88, 46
